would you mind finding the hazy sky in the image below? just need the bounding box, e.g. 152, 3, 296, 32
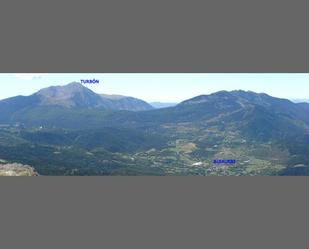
1, 73, 309, 102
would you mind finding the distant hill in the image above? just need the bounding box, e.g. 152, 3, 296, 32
0, 82, 153, 124
35, 82, 104, 108
36, 82, 153, 111
178, 90, 309, 125
150, 102, 178, 109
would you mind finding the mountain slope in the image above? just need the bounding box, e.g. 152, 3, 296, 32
35, 82, 104, 108
36, 82, 153, 111
0, 95, 40, 123
179, 90, 309, 125
100, 94, 153, 111
0, 82, 153, 125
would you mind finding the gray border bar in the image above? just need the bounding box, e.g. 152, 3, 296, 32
1, 0, 309, 72
0, 177, 306, 248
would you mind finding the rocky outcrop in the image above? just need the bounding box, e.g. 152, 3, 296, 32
0, 162, 38, 176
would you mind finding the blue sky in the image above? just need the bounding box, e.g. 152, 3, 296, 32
0, 73, 309, 102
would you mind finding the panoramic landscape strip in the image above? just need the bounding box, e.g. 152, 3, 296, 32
1, 74, 309, 176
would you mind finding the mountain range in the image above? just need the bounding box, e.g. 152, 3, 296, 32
0, 83, 309, 176
0, 82, 153, 115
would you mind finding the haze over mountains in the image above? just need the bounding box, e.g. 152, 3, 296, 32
1, 82, 309, 176
150, 102, 178, 109
292, 99, 309, 103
